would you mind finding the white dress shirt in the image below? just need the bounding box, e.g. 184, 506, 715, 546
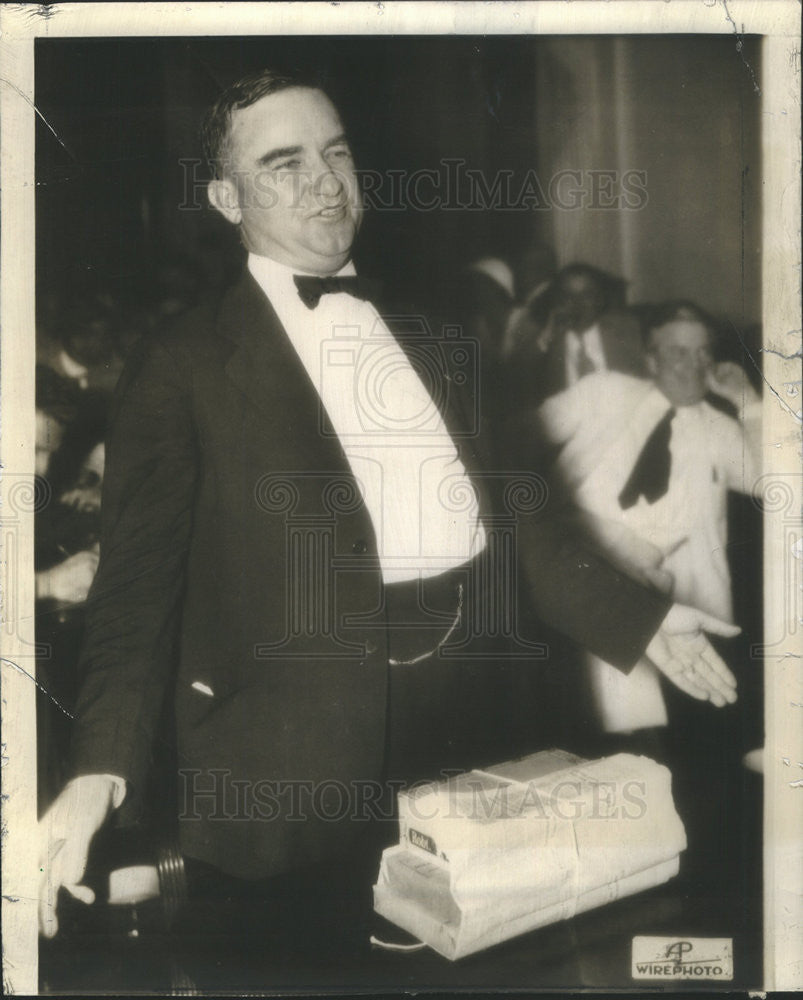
564, 323, 607, 385
248, 253, 486, 585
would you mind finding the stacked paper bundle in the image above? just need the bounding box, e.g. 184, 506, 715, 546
373, 749, 686, 960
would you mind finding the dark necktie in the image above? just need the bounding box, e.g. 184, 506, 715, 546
293, 274, 381, 310
618, 407, 676, 509
574, 338, 597, 379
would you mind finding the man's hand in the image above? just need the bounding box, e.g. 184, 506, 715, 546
706, 361, 760, 411
35, 549, 99, 604
645, 604, 740, 707
38, 775, 118, 938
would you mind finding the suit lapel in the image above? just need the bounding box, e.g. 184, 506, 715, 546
220, 271, 314, 420
219, 270, 348, 463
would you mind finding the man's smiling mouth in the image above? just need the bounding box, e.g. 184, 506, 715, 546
315, 205, 347, 220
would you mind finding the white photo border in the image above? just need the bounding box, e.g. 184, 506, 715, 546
1, 2, 800, 993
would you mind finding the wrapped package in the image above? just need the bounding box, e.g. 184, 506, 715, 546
373, 750, 686, 960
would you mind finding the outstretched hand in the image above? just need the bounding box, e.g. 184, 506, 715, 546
646, 604, 740, 707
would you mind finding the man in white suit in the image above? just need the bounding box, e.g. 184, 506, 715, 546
535, 301, 761, 732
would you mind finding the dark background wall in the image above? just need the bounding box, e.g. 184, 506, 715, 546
35, 34, 761, 327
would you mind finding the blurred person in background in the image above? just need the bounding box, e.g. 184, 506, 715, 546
530, 263, 645, 404
37, 287, 125, 395
35, 366, 101, 605
533, 300, 760, 739
36, 366, 108, 812
532, 300, 762, 896
150, 252, 205, 324
447, 255, 517, 465
503, 238, 557, 362
448, 240, 557, 469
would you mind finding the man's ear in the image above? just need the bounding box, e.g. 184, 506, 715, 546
645, 351, 658, 378
208, 178, 242, 225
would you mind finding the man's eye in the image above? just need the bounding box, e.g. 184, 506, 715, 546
276, 159, 302, 171
328, 147, 352, 160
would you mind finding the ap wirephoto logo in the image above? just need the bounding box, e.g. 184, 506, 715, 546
632, 937, 734, 980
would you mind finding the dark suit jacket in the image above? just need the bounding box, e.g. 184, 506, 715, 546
537, 309, 647, 402
71, 269, 669, 879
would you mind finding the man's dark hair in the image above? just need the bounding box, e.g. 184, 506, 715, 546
643, 300, 716, 350
553, 263, 627, 313
201, 67, 326, 178
56, 289, 120, 367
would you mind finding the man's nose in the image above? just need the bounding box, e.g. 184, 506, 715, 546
311, 159, 346, 204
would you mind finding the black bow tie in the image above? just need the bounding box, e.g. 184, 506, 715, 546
618, 407, 676, 509
293, 274, 381, 310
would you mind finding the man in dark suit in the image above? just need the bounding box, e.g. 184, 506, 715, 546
531, 263, 646, 403
38, 68, 739, 940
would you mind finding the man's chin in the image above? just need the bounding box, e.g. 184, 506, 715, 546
305, 233, 358, 270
